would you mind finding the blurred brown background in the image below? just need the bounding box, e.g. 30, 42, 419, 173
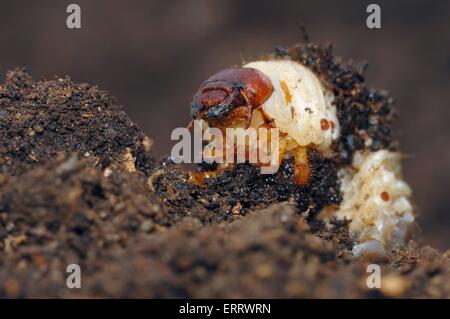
0, 0, 449, 249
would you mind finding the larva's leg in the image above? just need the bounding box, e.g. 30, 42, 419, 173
292, 146, 310, 186
275, 136, 288, 169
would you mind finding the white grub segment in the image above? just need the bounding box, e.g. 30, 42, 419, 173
243, 60, 340, 156
332, 150, 414, 256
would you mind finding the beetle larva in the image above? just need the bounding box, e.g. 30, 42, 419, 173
188, 52, 414, 256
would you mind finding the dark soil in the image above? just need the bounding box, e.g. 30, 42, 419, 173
152, 149, 340, 225
0, 43, 448, 298
0, 68, 154, 176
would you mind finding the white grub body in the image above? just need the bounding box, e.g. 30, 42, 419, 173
331, 150, 414, 256
243, 60, 340, 156
244, 60, 415, 254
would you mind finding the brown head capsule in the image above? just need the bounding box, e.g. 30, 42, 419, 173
191, 67, 273, 130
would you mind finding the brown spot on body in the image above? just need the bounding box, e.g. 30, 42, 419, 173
280, 80, 292, 104
320, 119, 329, 130
381, 191, 390, 201
290, 106, 295, 118
330, 121, 335, 130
